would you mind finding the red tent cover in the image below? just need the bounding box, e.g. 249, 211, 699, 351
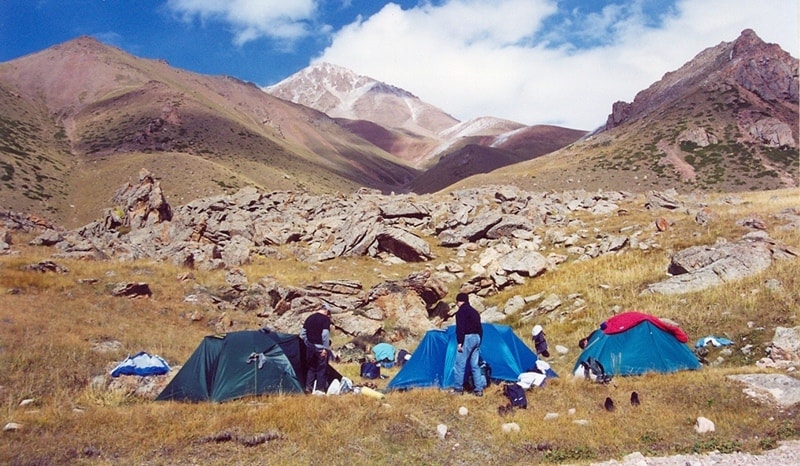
602, 311, 689, 343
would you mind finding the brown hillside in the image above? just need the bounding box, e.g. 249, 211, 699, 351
407, 143, 525, 193
409, 125, 586, 193
334, 118, 442, 167
1, 30, 797, 227
493, 124, 587, 157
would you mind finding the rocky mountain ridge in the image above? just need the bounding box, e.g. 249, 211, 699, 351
456, 29, 797, 195
606, 29, 798, 137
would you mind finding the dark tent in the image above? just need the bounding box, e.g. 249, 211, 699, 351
387, 323, 555, 391
573, 312, 701, 376
156, 329, 339, 402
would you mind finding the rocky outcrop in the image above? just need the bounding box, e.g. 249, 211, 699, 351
678, 127, 718, 147
17, 173, 640, 341
748, 117, 796, 147
34, 174, 641, 277
767, 326, 800, 363
732, 29, 799, 104
645, 189, 683, 210
0, 211, 59, 232
727, 374, 800, 408
106, 168, 173, 231
642, 232, 798, 295
181, 268, 445, 346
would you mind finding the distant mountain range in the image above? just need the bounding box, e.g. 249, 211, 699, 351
0, 29, 796, 227
264, 61, 587, 188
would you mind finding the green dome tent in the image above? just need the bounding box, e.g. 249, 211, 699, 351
573, 312, 701, 376
156, 329, 339, 402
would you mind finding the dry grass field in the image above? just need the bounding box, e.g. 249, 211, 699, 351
0, 188, 798, 465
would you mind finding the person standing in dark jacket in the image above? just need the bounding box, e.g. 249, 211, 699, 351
301, 304, 332, 393
452, 292, 486, 396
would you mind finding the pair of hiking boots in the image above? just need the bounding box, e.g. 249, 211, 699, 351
449, 389, 482, 396
497, 403, 514, 416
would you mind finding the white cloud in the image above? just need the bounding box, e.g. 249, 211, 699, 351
92, 31, 124, 48
167, 0, 318, 45
316, 0, 799, 130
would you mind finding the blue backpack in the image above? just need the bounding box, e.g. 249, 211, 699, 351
360, 361, 380, 379
502, 383, 527, 409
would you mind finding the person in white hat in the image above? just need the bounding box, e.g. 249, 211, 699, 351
531, 325, 550, 358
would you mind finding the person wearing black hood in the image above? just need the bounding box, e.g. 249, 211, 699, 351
451, 292, 486, 396
301, 304, 332, 394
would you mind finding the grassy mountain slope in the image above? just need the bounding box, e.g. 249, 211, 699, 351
411, 124, 588, 193
0, 81, 73, 218
454, 89, 798, 194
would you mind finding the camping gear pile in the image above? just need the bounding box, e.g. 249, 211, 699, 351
111, 352, 170, 377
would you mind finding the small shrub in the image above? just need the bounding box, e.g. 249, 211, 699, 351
543, 445, 596, 463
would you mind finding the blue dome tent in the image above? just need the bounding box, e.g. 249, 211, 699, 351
573, 312, 701, 376
387, 323, 555, 390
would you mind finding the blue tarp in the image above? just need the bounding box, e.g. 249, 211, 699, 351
573, 320, 701, 376
695, 336, 733, 348
387, 323, 555, 390
111, 351, 170, 377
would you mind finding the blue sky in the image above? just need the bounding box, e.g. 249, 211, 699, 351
1, 0, 797, 129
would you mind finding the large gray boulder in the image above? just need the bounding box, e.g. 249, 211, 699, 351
496, 249, 548, 278
770, 326, 800, 361
437, 209, 503, 246
108, 168, 173, 230
643, 234, 797, 295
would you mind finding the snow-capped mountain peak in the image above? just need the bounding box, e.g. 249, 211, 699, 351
264, 62, 458, 137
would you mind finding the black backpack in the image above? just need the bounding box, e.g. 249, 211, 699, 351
396, 349, 411, 367
360, 361, 380, 379
502, 383, 528, 409
463, 359, 492, 392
